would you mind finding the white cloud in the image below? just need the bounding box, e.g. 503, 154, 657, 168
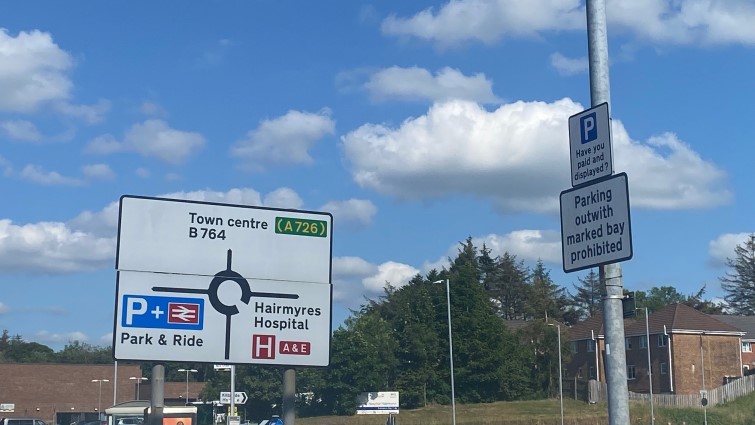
231, 109, 335, 171
85, 120, 205, 164
708, 232, 753, 267
362, 261, 420, 293
0, 302, 8, 314
0, 155, 12, 176
333, 256, 378, 277
342, 98, 730, 213
0, 29, 73, 112
81, 163, 115, 180
135, 167, 150, 178
550, 52, 588, 75
34, 330, 88, 343
0, 219, 115, 273
164, 172, 182, 181
382, 0, 755, 47
125, 119, 206, 165
381, 0, 584, 46
20, 164, 83, 186
0, 119, 42, 141
85, 134, 123, 155
320, 199, 377, 227
263, 187, 304, 209
53, 99, 110, 124
363, 66, 500, 103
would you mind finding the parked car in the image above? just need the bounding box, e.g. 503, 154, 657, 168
1, 418, 47, 425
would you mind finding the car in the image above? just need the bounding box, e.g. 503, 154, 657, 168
0, 418, 47, 425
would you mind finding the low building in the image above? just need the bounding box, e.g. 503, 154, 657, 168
712, 315, 755, 374
567, 303, 744, 395
0, 364, 204, 425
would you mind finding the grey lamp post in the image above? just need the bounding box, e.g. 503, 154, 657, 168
91, 379, 109, 418
548, 323, 564, 425
433, 279, 456, 425
637, 307, 655, 425
130, 376, 148, 400
177, 368, 198, 404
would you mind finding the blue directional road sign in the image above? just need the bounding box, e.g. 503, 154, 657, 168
122, 294, 204, 330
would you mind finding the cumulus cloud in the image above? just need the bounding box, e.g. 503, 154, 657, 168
0, 219, 115, 273
140, 101, 167, 117
332, 256, 418, 308
20, 164, 83, 186
263, 187, 304, 209
81, 163, 115, 180
382, 0, 755, 47
362, 66, 500, 103
0, 120, 42, 142
0, 29, 73, 112
320, 199, 377, 227
0, 302, 8, 314
550, 52, 588, 75
341, 98, 730, 213
231, 109, 335, 171
382, 0, 584, 46
85, 120, 206, 165
709, 232, 753, 267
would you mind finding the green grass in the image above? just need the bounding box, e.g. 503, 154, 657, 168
295, 391, 755, 425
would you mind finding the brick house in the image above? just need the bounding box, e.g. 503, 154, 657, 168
567, 303, 744, 395
0, 364, 204, 425
712, 315, 755, 373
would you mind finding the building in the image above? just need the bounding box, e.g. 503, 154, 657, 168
712, 315, 755, 374
567, 303, 744, 395
0, 364, 204, 425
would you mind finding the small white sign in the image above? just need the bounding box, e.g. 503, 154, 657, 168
220, 392, 248, 404
357, 392, 400, 415
560, 173, 632, 272
569, 102, 613, 187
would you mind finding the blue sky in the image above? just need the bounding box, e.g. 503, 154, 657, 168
1, 0, 754, 350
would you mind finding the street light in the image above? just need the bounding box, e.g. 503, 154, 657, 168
129, 376, 148, 400
548, 323, 564, 425
637, 307, 655, 425
433, 279, 456, 425
91, 379, 109, 418
177, 368, 198, 405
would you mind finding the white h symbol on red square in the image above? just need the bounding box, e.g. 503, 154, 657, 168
252, 334, 276, 359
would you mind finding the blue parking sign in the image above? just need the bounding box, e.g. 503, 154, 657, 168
122, 294, 204, 330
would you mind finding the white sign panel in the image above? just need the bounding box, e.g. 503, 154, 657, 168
114, 196, 333, 366
220, 392, 248, 404
357, 392, 399, 415
560, 173, 632, 272
569, 102, 613, 187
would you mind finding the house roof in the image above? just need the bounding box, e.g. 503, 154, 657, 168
712, 315, 755, 339
570, 304, 742, 341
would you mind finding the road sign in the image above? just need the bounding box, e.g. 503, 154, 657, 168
560, 173, 632, 272
220, 392, 248, 404
113, 196, 333, 366
569, 102, 613, 187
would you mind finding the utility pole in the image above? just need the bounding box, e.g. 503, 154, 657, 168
586, 1, 631, 424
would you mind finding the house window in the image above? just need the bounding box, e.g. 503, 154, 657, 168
625, 337, 632, 350
657, 334, 668, 347
640, 335, 648, 349
589, 366, 596, 378
743, 342, 752, 353
627, 365, 636, 380
587, 340, 595, 352
661, 363, 668, 375
571, 341, 578, 354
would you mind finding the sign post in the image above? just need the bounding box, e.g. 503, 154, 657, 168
113, 195, 333, 366
569, 102, 613, 187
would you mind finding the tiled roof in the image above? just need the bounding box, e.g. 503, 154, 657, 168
713, 315, 755, 339
571, 304, 743, 341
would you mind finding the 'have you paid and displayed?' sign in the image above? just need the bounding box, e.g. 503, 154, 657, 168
559, 173, 633, 273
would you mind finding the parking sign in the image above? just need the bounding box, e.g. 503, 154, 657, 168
569, 102, 613, 187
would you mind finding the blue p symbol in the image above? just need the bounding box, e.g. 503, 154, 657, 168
580, 112, 597, 144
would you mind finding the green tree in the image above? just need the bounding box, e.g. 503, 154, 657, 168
487, 252, 529, 319
526, 260, 569, 321
55, 341, 112, 364
634, 286, 687, 312
721, 234, 755, 315
571, 269, 601, 320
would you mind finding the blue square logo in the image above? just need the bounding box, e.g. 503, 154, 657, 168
580, 112, 597, 144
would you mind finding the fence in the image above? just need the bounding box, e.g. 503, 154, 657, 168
587, 374, 755, 408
